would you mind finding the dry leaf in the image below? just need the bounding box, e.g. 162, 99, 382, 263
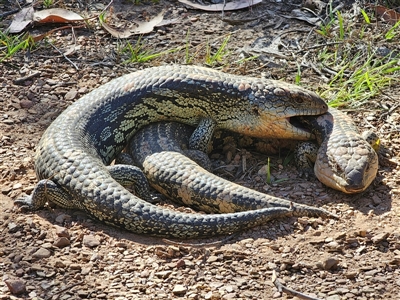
101, 23, 133, 39
7, 7, 84, 33
132, 10, 165, 34
7, 7, 34, 33
372, 5, 400, 25
280, 9, 321, 26
154, 18, 180, 27
102, 10, 171, 38
178, 0, 262, 11
33, 8, 83, 23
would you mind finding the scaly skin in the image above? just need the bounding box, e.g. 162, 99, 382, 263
15, 65, 332, 238
126, 122, 337, 215
297, 108, 379, 193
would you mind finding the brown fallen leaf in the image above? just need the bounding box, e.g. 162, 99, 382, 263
7, 7, 85, 33
178, 0, 262, 11
33, 8, 83, 23
371, 4, 400, 25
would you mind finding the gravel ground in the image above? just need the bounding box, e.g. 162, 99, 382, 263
1, 0, 400, 299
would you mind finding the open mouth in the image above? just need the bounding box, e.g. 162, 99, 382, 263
288, 116, 312, 133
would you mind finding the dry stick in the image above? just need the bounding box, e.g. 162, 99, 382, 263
295, 42, 343, 54
271, 270, 322, 300
13, 71, 41, 85
49, 41, 79, 70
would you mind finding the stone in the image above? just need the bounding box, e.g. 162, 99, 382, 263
83, 235, 100, 248
5, 279, 26, 295
32, 248, 51, 259
64, 89, 78, 100
317, 257, 339, 270
54, 225, 70, 238
172, 284, 187, 295
53, 237, 70, 248
371, 232, 389, 244
155, 270, 172, 278
19, 99, 35, 109
207, 255, 219, 263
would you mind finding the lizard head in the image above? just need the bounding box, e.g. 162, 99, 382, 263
231, 81, 328, 140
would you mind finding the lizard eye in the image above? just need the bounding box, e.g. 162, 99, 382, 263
293, 97, 304, 104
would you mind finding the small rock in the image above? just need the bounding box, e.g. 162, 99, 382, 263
15, 269, 25, 277
155, 270, 172, 278
176, 259, 185, 268
345, 271, 358, 279
5, 279, 26, 295
19, 99, 35, 109
317, 257, 339, 270
371, 232, 389, 244
32, 248, 52, 259
55, 213, 71, 223
272, 291, 282, 298
54, 260, 66, 268
53, 237, 70, 248
207, 255, 219, 263
69, 263, 81, 270
372, 195, 381, 205
54, 225, 70, 238
115, 241, 128, 248
326, 295, 341, 300
83, 235, 100, 248
172, 284, 187, 295
8, 222, 20, 233
81, 267, 91, 275
64, 89, 78, 100
140, 269, 150, 278
326, 241, 342, 251
13, 183, 22, 189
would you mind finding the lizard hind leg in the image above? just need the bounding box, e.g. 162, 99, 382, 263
15, 179, 79, 210
107, 164, 154, 203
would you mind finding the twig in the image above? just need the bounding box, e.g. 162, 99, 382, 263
271, 270, 322, 300
377, 91, 400, 122
48, 280, 84, 300
308, 62, 330, 82
48, 41, 79, 70
162, 233, 238, 247
0, 9, 20, 18
295, 42, 343, 54
13, 71, 41, 85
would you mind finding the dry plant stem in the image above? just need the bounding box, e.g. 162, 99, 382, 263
296, 42, 343, 54
32, 25, 86, 42
271, 270, 322, 300
49, 41, 79, 70
13, 71, 41, 85
308, 62, 330, 82
0, 9, 20, 18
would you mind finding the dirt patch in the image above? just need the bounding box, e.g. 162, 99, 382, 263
1, 0, 400, 299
